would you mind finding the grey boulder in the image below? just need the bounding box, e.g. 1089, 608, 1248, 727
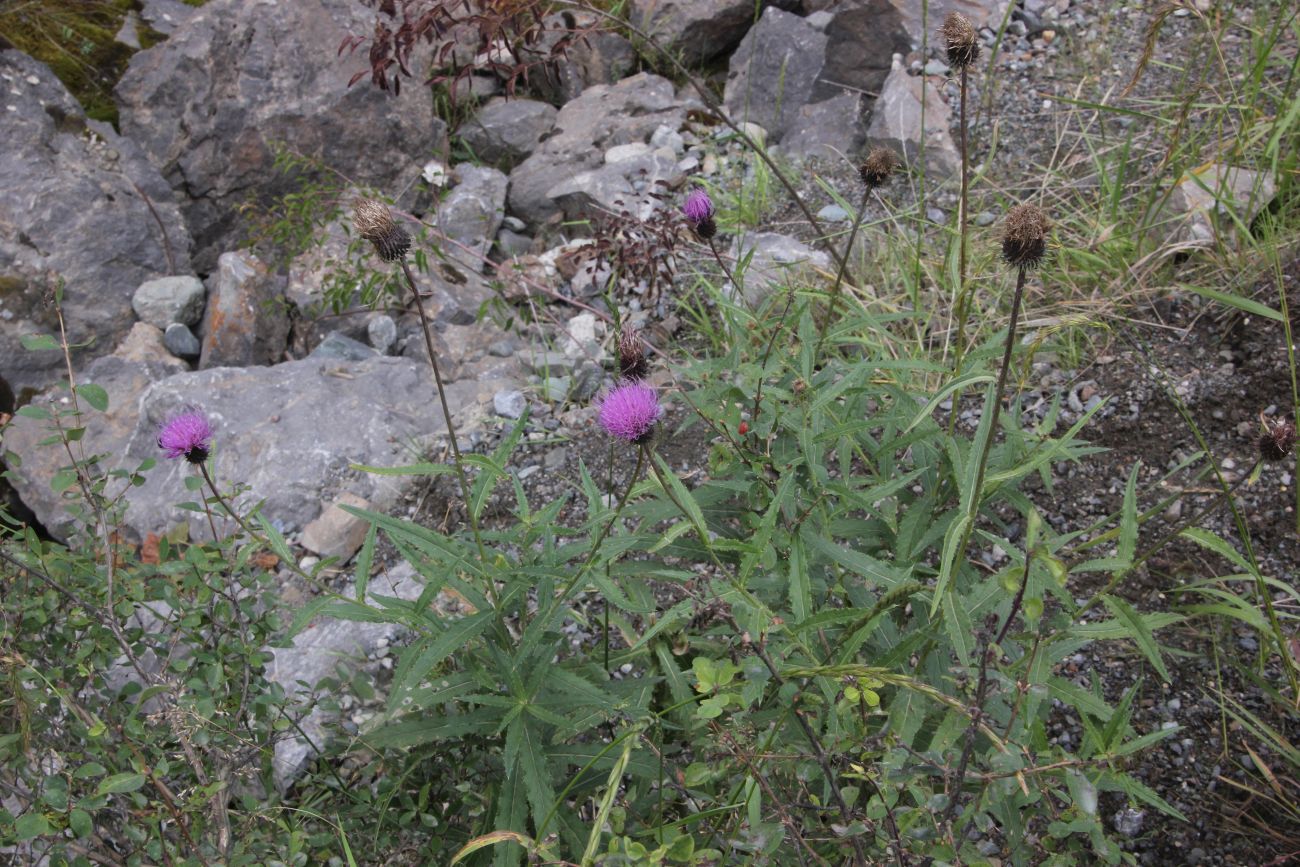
133, 276, 206, 329
627, 0, 797, 66
815, 1, 911, 103
457, 98, 557, 171
163, 323, 202, 359
437, 165, 509, 263
115, 0, 446, 271
199, 251, 290, 369
865, 66, 960, 178
507, 73, 688, 228
723, 8, 827, 142
0, 50, 193, 396
778, 92, 865, 163
729, 232, 833, 306
3, 355, 509, 543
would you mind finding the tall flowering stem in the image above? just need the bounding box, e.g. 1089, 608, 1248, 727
352, 198, 486, 562
943, 11, 981, 433
813, 147, 898, 361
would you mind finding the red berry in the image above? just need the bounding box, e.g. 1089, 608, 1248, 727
738, 421, 749, 435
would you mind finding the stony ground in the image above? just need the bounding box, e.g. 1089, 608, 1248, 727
377, 2, 1300, 862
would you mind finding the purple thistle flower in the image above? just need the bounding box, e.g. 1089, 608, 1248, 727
598, 383, 662, 444
157, 410, 214, 464
682, 187, 714, 224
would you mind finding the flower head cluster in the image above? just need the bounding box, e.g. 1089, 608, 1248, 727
858, 146, 899, 191
682, 187, 717, 241
158, 410, 214, 464
1001, 204, 1050, 269
618, 327, 650, 382
1259, 415, 1296, 462
352, 198, 411, 262
941, 11, 981, 71
598, 382, 662, 444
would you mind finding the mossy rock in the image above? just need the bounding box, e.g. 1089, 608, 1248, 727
0, 0, 207, 126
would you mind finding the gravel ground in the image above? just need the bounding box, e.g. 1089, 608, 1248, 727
350, 1, 1299, 860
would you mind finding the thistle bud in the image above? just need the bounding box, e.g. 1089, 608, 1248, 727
941, 11, 981, 71
352, 198, 411, 262
1001, 204, 1050, 269
858, 146, 899, 191
618, 327, 650, 382
1259, 416, 1296, 462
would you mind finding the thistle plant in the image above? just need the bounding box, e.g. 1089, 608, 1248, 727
943, 10, 982, 429
351, 197, 485, 559
813, 145, 898, 359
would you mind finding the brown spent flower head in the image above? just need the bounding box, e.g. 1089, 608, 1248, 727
618, 327, 650, 381
941, 11, 981, 71
858, 147, 899, 190
1001, 204, 1050, 269
352, 198, 411, 262
1258, 416, 1296, 462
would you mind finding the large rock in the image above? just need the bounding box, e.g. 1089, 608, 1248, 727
628, 0, 798, 66
865, 65, 960, 178
436, 165, 509, 263
1145, 165, 1277, 250
199, 251, 290, 368
133, 276, 206, 329
519, 11, 638, 106
813, 1, 911, 103
778, 92, 865, 162
729, 232, 833, 306
887, 0, 1010, 48
267, 561, 467, 788
3, 354, 510, 542
546, 147, 683, 223
0, 50, 193, 396
2, 337, 186, 540
115, 0, 446, 271
723, 8, 827, 142
507, 73, 688, 227
457, 98, 557, 171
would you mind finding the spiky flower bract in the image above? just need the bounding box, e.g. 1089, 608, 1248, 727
941, 11, 981, 71
1259, 416, 1296, 462
352, 198, 411, 262
158, 410, 214, 464
618, 328, 650, 382
858, 147, 899, 190
598, 383, 662, 444
1001, 204, 1050, 269
682, 187, 717, 240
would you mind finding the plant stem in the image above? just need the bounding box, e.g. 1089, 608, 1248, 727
706, 236, 745, 311
943, 550, 1032, 842
948, 65, 971, 434
399, 260, 488, 563
813, 186, 872, 362
947, 265, 1028, 589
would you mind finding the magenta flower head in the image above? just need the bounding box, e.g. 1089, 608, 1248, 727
598, 383, 662, 444
682, 187, 717, 240
157, 410, 214, 464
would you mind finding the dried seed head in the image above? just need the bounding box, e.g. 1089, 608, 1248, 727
858, 147, 899, 190
941, 11, 981, 71
352, 198, 410, 262
1001, 204, 1050, 269
618, 327, 650, 381
1258, 416, 1296, 462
